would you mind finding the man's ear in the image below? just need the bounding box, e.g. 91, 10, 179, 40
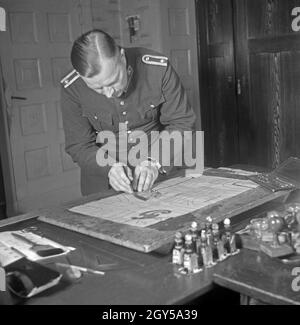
120, 48, 125, 59
119, 48, 127, 66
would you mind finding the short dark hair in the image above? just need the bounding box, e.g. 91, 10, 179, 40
71, 29, 119, 77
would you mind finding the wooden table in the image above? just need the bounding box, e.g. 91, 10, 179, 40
0, 217, 215, 305
213, 188, 300, 305
0, 171, 294, 305
213, 248, 300, 305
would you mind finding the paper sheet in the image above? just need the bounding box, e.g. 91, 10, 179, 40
0, 231, 74, 267
69, 176, 258, 228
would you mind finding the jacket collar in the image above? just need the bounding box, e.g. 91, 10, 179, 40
121, 48, 138, 97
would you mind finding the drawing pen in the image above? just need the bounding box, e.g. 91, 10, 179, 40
56, 263, 105, 275
122, 166, 135, 192
123, 166, 148, 199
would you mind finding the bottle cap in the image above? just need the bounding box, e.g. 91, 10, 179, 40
267, 210, 280, 219
212, 223, 219, 230
185, 234, 192, 242
206, 216, 213, 223
191, 221, 198, 229
224, 218, 231, 226
175, 232, 183, 239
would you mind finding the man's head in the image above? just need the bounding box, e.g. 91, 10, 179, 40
71, 29, 127, 98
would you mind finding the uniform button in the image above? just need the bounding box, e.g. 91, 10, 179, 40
125, 121, 129, 125
127, 130, 132, 134
150, 104, 155, 108
120, 101, 125, 106
94, 115, 98, 120
122, 111, 127, 115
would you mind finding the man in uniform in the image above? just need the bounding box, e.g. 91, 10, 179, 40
60, 29, 196, 196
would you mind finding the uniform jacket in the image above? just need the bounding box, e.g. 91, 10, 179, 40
60, 47, 196, 196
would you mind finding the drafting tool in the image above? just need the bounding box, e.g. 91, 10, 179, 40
0, 231, 73, 262
96, 263, 118, 270
132, 189, 161, 201
56, 263, 105, 275
11, 232, 64, 257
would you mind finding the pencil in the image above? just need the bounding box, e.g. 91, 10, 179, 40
56, 263, 105, 275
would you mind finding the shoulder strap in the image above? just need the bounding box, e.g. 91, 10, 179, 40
142, 54, 168, 67
60, 70, 80, 88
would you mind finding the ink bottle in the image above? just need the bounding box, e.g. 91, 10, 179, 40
183, 234, 199, 273
224, 218, 239, 255
172, 232, 184, 265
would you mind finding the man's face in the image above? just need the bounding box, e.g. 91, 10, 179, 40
81, 49, 128, 98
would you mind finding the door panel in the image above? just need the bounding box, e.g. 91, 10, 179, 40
235, 0, 300, 168
0, 0, 92, 213
198, 0, 300, 169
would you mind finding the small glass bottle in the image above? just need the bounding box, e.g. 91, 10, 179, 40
190, 221, 199, 253
205, 216, 213, 247
200, 229, 215, 267
183, 233, 199, 273
212, 223, 225, 262
172, 232, 184, 265
200, 230, 208, 267
224, 218, 239, 255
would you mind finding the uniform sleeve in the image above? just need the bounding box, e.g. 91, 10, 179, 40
149, 62, 196, 172
60, 87, 112, 178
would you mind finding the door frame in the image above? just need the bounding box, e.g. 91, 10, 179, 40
195, 0, 214, 166
195, 0, 210, 133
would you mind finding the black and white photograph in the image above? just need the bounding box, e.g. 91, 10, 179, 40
0, 0, 299, 308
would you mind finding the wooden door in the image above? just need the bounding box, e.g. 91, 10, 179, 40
0, 0, 92, 214
235, 0, 300, 168
197, 0, 239, 167
160, 0, 201, 130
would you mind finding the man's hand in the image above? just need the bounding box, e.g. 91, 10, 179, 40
133, 160, 159, 192
108, 162, 133, 193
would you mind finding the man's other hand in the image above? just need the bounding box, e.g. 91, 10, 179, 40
133, 160, 159, 192
108, 162, 133, 193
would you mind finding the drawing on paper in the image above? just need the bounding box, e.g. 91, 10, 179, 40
69, 176, 258, 228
